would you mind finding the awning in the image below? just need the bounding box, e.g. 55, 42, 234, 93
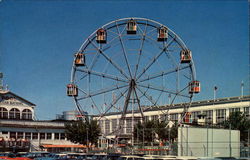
41, 144, 87, 148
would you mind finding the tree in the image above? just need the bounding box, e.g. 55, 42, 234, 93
221, 111, 250, 141
154, 120, 168, 141
169, 122, 178, 141
65, 119, 101, 146
134, 120, 156, 144
133, 120, 178, 144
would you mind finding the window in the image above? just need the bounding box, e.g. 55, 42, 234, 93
216, 109, 226, 123
98, 120, 105, 134
152, 115, 158, 121
126, 119, 132, 134
111, 119, 117, 133
40, 133, 45, 139
0, 107, 8, 119
145, 116, 150, 122
17, 132, 23, 139
9, 108, 20, 119
244, 107, 250, 118
25, 132, 31, 140
54, 133, 60, 140
22, 109, 32, 120
191, 111, 201, 122
161, 114, 168, 121
10, 132, 16, 139
204, 110, 213, 123
118, 119, 124, 134
105, 120, 110, 134
60, 133, 65, 140
46, 133, 52, 140
229, 108, 240, 115
170, 113, 179, 121
32, 133, 38, 140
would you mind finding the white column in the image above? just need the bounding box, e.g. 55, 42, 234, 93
226, 108, 230, 119
212, 110, 216, 124
52, 133, 55, 140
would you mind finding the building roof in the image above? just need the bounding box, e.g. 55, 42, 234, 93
93, 95, 250, 117
0, 90, 36, 106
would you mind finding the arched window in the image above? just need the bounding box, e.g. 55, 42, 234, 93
22, 109, 32, 120
9, 108, 20, 119
0, 107, 8, 119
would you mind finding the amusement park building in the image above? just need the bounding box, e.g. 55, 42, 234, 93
97, 95, 250, 137
0, 89, 86, 153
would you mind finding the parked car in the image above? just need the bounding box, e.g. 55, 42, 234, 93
26, 152, 50, 159
118, 155, 144, 160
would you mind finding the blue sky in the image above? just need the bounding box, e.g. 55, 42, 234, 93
0, 0, 249, 120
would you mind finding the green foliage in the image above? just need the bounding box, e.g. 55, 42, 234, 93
133, 120, 178, 144
65, 119, 101, 145
154, 120, 168, 140
221, 111, 250, 141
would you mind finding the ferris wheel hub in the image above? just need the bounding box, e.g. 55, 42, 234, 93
129, 79, 136, 88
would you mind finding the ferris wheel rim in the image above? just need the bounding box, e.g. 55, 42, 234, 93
74, 17, 197, 82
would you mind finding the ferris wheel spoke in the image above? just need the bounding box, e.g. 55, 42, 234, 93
88, 39, 130, 80
74, 53, 105, 83
75, 68, 128, 83
136, 47, 166, 80
107, 29, 119, 36
97, 88, 128, 121
103, 30, 122, 50
147, 34, 177, 54
76, 88, 113, 119
144, 35, 164, 50
134, 21, 148, 79
133, 89, 145, 120
138, 83, 190, 98
116, 21, 127, 35
169, 85, 191, 106
77, 84, 128, 101
144, 26, 157, 35
163, 40, 181, 68
72, 97, 91, 122
136, 86, 168, 115
115, 23, 133, 78
164, 51, 179, 69
138, 65, 190, 83
136, 36, 178, 81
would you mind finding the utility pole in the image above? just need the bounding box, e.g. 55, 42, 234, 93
241, 81, 244, 97
213, 86, 218, 101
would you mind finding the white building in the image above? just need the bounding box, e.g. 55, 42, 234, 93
97, 95, 250, 137
0, 90, 86, 153
178, 127, 240, 158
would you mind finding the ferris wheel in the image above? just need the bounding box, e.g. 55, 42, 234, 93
67, 17, 200, 128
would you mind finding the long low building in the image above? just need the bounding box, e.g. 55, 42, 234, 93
97, 95, 250, 137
